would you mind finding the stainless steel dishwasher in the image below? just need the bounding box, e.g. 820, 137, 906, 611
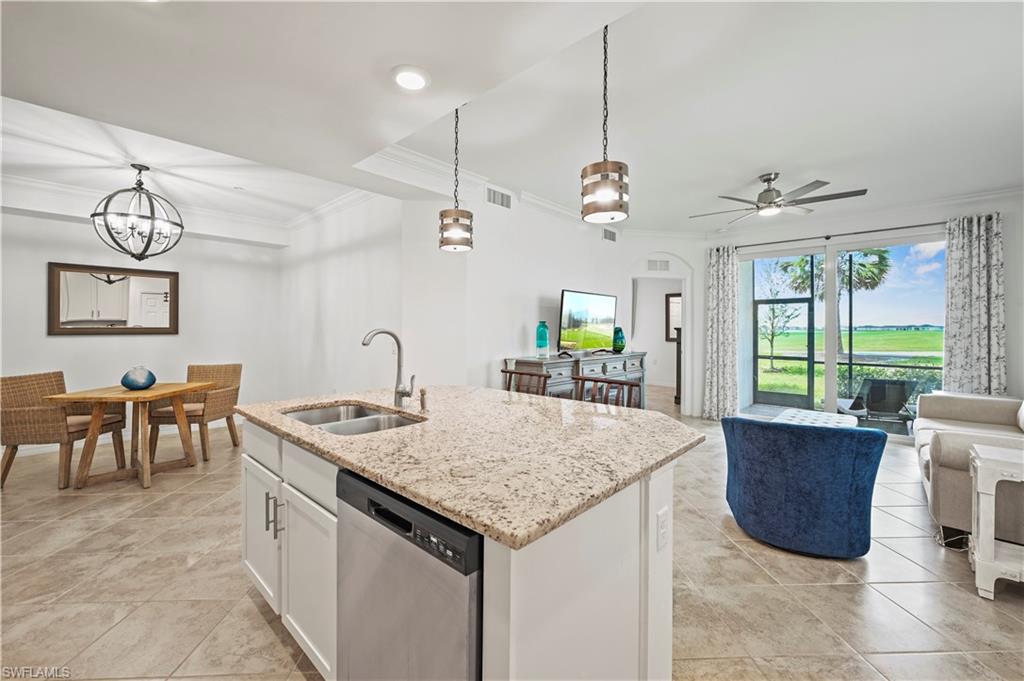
336, 470, 482, 681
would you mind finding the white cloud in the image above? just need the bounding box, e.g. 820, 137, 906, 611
909, 241, 946, 261
915, 262, 941, 276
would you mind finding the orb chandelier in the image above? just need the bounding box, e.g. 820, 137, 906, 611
581, 25, 629, 224
91, 164, 184, 261
439, 108, 473, 252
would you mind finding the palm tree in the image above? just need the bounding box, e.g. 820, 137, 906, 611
779, 248, 892, 354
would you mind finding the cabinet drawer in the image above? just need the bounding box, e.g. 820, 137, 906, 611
603, 359, 625, 375
244, 421, 282, 474
625, 371, 644, 382
579, 362, 603, 376
282, 441, 338, 514
625, 357, 643, 371
549, 381, 577, 399
546, 364, 574, 381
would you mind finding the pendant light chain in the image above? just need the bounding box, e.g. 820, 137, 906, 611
453, 108, 460, 209
602, 25, 609, 162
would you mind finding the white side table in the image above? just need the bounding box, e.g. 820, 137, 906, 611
969, 444, 1024, 599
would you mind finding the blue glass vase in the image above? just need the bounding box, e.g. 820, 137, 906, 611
536, 321, 550, 358
121, 366, 156, 391
612, 327, 626, 354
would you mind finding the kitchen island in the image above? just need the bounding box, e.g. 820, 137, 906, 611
236, 385, 704, 681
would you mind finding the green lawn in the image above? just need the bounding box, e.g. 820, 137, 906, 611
559, 324, 613, 350
761, 328, 943, 362
756, 359, 943, 408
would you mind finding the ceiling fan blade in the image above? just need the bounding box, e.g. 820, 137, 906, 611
782, 205, 813, 215
788, 189, 868, 206
780, 180, 829, 201
728, 210, 758, 225
718, 195, 759, 206
688, 207, 755, 219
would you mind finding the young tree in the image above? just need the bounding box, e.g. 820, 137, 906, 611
758, 261, 801, 371
779, 248, 892, 355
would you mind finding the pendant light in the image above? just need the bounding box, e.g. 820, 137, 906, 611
91, 163, 184, 261
439, 108, 473, 252
581, 25, 629, 224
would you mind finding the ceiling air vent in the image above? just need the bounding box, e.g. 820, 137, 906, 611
486, 187, 512, 209
647, 259, 670, 272
602, 228, 617, 242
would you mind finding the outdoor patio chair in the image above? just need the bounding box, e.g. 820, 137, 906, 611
837, 377, 917, 420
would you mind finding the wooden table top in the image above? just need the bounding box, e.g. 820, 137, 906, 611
45, 381, 215, 403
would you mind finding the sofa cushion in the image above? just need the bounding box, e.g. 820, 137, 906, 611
1019, 402, 1024, 432
151, 403, 205, 418
913, 416, 1023, 441
66, 414, 122, 432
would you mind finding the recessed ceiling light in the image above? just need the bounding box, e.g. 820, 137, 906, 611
391, 65, 430, 91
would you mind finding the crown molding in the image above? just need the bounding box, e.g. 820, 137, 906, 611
518, 191, 578, 220
285, 189, 380, 230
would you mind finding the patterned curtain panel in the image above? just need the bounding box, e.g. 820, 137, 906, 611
944, 213, 1007, 395
702, 246, 739, 420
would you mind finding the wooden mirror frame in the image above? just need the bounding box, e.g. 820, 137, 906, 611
47, 262, 179, 336
665, 293, 682, 342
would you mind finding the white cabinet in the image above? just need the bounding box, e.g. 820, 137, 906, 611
95, 278, 128, 320
242, 454, 283, 613
241, 433, 338, 681
59, 271, 128, 321
281, 483, 337, 680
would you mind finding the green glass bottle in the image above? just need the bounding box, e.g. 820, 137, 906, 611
612, 326, 626, 353
536, 321, 550, 358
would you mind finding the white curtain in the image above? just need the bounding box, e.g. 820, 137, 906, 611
702, 246, 739, 420
944, 213, 1007, 395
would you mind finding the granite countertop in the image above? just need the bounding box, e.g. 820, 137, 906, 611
236, 385, 704, 550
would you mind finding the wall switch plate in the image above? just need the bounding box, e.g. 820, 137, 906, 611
656, 506, 669, 551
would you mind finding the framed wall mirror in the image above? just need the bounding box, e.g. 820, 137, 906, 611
48, 262, 179, 335
665, 293, 682, 342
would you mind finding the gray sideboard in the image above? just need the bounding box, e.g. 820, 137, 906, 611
507, 351, 647, 408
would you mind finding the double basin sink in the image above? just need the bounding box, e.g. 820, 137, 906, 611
285, 404, 419, 436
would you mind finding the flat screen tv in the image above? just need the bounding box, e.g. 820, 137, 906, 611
557, 289, 617, 351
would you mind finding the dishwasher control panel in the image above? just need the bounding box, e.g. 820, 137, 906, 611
414, 527, 465, 570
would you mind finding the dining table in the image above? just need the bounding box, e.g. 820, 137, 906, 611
45, 381, 215, 489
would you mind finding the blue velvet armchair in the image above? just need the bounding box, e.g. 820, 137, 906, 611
721, 417, 888, 558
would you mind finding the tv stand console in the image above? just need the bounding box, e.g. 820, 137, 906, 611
506, 351, 648, 408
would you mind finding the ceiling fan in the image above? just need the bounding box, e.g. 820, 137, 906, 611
689, 172, 868, 226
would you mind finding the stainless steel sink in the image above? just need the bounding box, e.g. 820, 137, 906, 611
284, 405, 383, 426
319, 414, 419, 436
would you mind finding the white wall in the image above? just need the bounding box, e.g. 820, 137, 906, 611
631, 278, 681, 387
278, 194, 404, 398
1, 210, 283, 403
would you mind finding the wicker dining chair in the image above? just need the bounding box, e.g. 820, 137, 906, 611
0, 371, 126, 488
148, 363, 242, 462
500, 369, 550, 396
571, 374, 643, 408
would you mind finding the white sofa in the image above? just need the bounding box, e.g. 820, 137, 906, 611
913, 392, 1024, 545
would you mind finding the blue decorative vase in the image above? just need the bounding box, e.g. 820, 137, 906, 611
121, 366, 156, 391
536, 321, 550, 359
612, 327, 626, 354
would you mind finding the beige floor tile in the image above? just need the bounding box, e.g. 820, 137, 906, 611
57, 517, 178, 555
875, 505, 939, 533
177, 473, 240, 495
874, 467, 921, 484
174, 591, 303, 676
675, 540, 777, 586
672, 584, 747, 659
1, 602, 139, 667
753, 655, 885, 680
74, 494, 168, 519
878, 483, 928, 504
2, 491, 55, 513
871, 508, 932, 538
876, 537, 975, 583
672, 657, 766, 680
702, 585, 855, 657
1, 493, 103, 521
191, 488, 240, 518
2, 520, 45, 541
873, 582, 1024, 652
67, 600, 232, 678
176, 676, 290, 681
3, 518, 113, 556
152, 549, 251, 601
967, 652, 1024, 681
136, 517, 240, 554
871, 486, 924, 506
841, 541, 942, 583
2, 553, 116, 604
699, 510, 754, 540
735, 540, 861, 585
287, 672, 324, 681
73, 472, 201, 495
129, 492, 226, 518
62, 551, 201, 602
865, 652, 1005, 680
789, 584, 957, 654
674, 502, 729, 542
952, 580, 1024, 622
2, 552, 39, 578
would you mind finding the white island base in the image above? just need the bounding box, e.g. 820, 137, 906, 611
482, 462, 676, 680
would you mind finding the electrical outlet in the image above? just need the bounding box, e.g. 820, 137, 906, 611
656, 506, 669, 551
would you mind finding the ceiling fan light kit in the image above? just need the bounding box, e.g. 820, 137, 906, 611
90, 163, 185, 261
439, 107, 473, 252
688, 171, 868, 228
581, 25, 630, 225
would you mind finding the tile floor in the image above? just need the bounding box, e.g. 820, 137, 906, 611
1, 392, 1021, 681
